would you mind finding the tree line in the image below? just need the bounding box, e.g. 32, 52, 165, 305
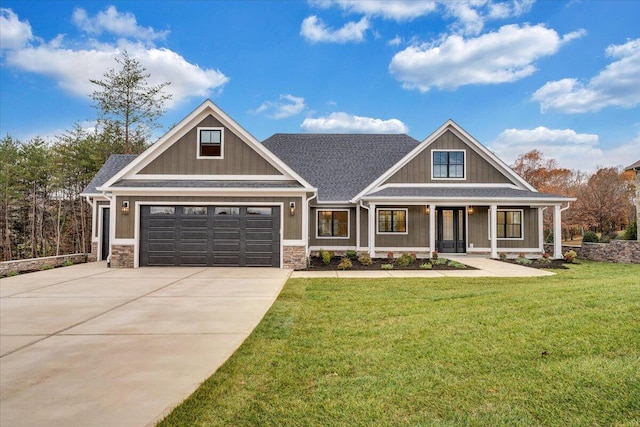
1, 52, 171, 261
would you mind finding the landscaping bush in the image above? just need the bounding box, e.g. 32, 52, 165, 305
337, 257, 353, 270
564, 249, 577, 263
582, 231, 599, 243
320, 250, 332, 265
419, 263, 432, 270
387, 251, 394, 260
537, 257, 551, 266
397, 253, 415, 267
515, 256, 532, 265
357, 253, 373, 266
346, 250, 358, 260
624, 220, 637, 240
381, 264, 393, 270
431, 250, 439, 260
499, 252, 507, 261
447, 260, 467, 269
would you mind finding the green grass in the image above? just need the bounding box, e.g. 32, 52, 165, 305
158, 261, 640, 427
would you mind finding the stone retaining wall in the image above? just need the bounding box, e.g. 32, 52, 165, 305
110, 245, 135, 268
0, 253, 88, 277
544, 241, 640, 264
283, 245, 307, 270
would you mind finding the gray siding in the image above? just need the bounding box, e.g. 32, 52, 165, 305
386, 130, 512, 184
115, 195, 302, 240
309, 207, 357, 247
374, 206, 429, 248
140, 115, 282, 176
360, 207, 368, 248
467, 206, 539, 249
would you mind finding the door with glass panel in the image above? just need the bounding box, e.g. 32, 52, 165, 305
436, 208, 466, 253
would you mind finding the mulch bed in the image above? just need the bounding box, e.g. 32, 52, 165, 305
307, 256, 476, 271
500, 258, 571, 269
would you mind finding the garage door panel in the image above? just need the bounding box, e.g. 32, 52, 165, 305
141, 205, 280, 267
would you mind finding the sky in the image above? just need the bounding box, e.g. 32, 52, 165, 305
1, 0, 639, 172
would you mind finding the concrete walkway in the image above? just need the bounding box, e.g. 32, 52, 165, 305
0, 262, 291, 427
291, 255, 555, 278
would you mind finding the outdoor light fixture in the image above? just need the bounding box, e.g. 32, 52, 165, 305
121, 200, 130, 215
468, 206, 474, 214
424, 206, 430, 215
289, 201, 296, 216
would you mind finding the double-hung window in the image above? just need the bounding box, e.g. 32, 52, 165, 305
433, 150, 465, 179
198, 127, 223, 158
317, 210, 349, 238
377, 209, 407, 234
497, 210, 523, 239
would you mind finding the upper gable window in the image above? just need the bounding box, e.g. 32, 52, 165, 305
197, 127, 224, 159
432, 150, 465, 179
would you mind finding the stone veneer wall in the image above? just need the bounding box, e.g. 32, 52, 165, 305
544, 241, 640, 264
110, 245, 135, 268
1, 253, 87, 277
88, 241, 98, 262
283, 245, 307, 270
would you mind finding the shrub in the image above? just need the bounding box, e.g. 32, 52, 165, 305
515, 256, 532, 265
40, 264, 54, 270
537, 257, 551, 266
357, 253, 372, 266
448, 260, 467, 269
564, 250, 577, 263
582, 231, 599, 243
64, 259, 73, 267
499, 252, 507, 261
397, 253, 415, 267
337, 257, 353, 270
419, 263, 432, 270
434, 257, 448, 265
346, 250, 358, 260
387, 251, 394, 260
7, 271, 18, 277
624, 220, 637, 240
431, 250, 439, 260
542, 252, 550, 259
320, 250, 332, 265
381, 263, 394, 270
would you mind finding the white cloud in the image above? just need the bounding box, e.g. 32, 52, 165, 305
310, 1, 534, 35
532, 38, 640, 113
254, 94, 306, 119
490, 126, 640, 171
301, 15, 370, 43
301, 112, 408, 133
0, 8, 33, 49
389, 24, 583, 92
387, 35, 402, 46
72, 6, 168, 41
2, 9, 228, 107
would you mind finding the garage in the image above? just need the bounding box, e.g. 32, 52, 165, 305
140, 205, 281, 267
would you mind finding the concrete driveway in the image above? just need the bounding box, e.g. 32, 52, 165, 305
0, 262, 290, 427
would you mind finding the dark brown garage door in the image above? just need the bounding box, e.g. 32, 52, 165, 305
140, 206, 280, 267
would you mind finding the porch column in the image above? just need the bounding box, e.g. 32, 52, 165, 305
490, 204, 498, 259
538, 207, 545, 253
368, 203, 376, 257
429, 204, 436, 254
553, 204, 562, 259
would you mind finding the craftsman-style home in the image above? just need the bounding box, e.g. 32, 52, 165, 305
82, 100, 573, 269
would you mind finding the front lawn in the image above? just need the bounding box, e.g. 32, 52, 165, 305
158, 261, 640, 427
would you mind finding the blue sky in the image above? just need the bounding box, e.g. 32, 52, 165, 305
1, 0, 639, 171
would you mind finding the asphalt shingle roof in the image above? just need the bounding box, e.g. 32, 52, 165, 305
625, 159, 640, 170
110, 180, 303, 188
262, 134, 420, 201
81, 154, 138, 195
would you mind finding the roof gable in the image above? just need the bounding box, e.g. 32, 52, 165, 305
262, 134, 420, 202
81, 154, 137, 195
101, 99, 313, 190
354, 120, 536, 200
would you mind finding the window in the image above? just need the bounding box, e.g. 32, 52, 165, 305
198, 127, 223, 158
433, 150, 465, 179
317, 210, 349, 238
247, 207, 272, 215
214, 207, 239, 215
183, 206, 207, 215
377, 209, 407, 234
497, 210, 522, 239
150, 206, 175, 215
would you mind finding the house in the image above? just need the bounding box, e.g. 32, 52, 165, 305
625, 159, 640, 241
81, 99, 574, 269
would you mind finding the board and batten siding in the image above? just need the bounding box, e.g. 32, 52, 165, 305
374, 205, 429, 248
139, 115, 282, 176
115, 195, 302, 240
385, 130, 512, 184
467, 206, 539, 249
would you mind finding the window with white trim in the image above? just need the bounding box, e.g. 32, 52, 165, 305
497, 210, 522, 239
377, 209, 407, 234
433, 150, 465, 179
317, 210, 349, 238
198, 127, 223, 158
